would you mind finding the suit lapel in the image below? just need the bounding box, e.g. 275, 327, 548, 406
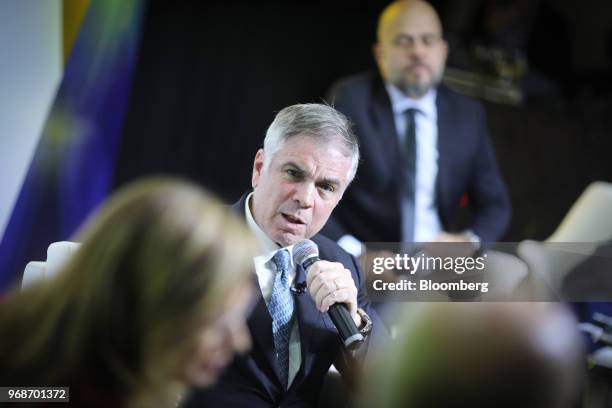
233, 192, 284, 386
246, 285, 284, 385
292, 263, 320, 380
369, 75, 403, 172
436, 87, 451, 225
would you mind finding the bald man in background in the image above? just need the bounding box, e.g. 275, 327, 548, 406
323, 0, 511, 254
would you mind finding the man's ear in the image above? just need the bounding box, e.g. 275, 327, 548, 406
441, 38, 449, 64
252, 149, 265, 188
372, 42, 381, 65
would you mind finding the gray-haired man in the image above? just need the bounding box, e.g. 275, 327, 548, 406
185, 104, 382, 407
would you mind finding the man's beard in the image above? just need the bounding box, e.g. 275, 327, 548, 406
395, 66, 445, 98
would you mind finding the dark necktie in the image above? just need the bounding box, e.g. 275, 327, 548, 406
402, 108, 419, 242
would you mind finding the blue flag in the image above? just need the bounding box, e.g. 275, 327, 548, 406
0, 0, 145, 291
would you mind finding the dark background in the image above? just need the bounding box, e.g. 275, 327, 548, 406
114, 0, 612, 241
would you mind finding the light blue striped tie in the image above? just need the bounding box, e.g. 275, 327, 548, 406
268, 249, 295, 389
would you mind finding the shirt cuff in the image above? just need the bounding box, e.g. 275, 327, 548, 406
463, 229, 481, 250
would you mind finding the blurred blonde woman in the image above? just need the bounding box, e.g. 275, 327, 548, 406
0, 177, 259, 407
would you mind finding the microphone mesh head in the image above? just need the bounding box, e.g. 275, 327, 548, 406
292, 239, 319, 266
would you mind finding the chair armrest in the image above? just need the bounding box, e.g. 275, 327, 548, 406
22, 261, 46, 289
46, 241, 81, 276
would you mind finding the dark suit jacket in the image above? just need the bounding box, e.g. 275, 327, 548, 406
322, 71, 511, 243
184, 193, 384, 407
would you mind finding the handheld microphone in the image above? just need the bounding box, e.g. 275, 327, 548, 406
293, 239, 364, 350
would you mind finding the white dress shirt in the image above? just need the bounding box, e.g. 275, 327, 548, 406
385, 83, 443, 242
244, 193, 301, 387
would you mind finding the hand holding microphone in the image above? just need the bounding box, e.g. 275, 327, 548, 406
293, 240, 364, 350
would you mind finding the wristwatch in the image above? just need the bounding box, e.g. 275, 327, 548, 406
356, 308, 373, 336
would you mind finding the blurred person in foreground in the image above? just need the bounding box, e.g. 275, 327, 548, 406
362, 302, 584, 408
0, 177, 258, 407
186, 104, 386, 407
323, 0, 511, 254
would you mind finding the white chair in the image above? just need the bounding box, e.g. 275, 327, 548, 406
517, 181, 612, 300
548, 181, 612, 243
21, 241, 81, 289
21, 261, 47, 288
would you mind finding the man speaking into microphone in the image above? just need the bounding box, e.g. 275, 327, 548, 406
185, 104, 382, 407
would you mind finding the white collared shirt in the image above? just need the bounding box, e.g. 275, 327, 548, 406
244, 192, 301, 387
385, 83, 443, 242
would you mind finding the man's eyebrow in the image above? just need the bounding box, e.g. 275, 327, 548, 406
282, 161, 342, 187
282, 161, 305, 172
318, 176, 341, 188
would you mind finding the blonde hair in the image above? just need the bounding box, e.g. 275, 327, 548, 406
0, 177, 258, 407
